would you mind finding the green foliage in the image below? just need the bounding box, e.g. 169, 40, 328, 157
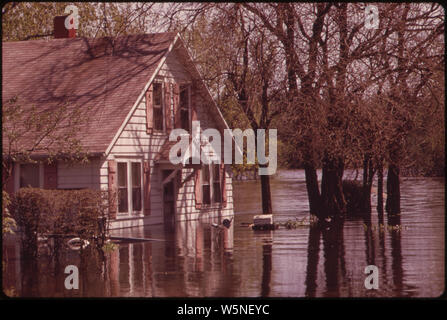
2, 2, 98, 41
2, 97, 87, 166
2, 191, 17, 235
2, 3, 161, 41
401, 70, 445, 176
102, 241, 119, 253
2, 96, 89, 191
9, 188, 111, 257
283, 215, 318, 229
342, 180, 364, 214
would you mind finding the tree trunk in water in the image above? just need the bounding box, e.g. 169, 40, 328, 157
260, 170, 272, 214
376, 160, 384, 225
305, 225, 321, 297
321, 218, 345, 295
320, 157, 346, 218
255, 126, 272, 214
304, 164, 321, 216
386, 163, 401, 224
361, 154, 374, 214
362, 155, 371, 214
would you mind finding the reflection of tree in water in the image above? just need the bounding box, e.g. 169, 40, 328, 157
305, 226, 321, 297
321, 219, 346, 297
390, 229, 404, 295
387, 211, 408, 296
9, 210, 417, 297
304, 214, 408, 297
20, 257, 39, 297
363, 215, 376, 267
305, 219, 349, 297
261, 242, 272, 297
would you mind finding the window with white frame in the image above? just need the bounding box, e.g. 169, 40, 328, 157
131, 162, 142, 211
202, 164, 222, 205
117, 160, 143, 215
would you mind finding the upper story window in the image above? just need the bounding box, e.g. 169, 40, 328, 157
180, 85, 190, 132
153, 82, 164, 131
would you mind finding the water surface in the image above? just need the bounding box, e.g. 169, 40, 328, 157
2, 170, 444, 297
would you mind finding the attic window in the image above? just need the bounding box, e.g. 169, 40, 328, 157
153, 83, 164, 131
180, 85, 190, 132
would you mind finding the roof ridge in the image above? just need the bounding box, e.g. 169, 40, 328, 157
2, 31, 177, 44
3, 31, 177, 155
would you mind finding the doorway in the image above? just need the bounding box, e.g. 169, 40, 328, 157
162, 170, 176, 229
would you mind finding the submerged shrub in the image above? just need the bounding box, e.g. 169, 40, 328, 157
9, 188, 111, 256
342, 180, 364, 215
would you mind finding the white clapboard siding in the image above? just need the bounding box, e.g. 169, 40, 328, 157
158, 51, 191, 82
109, 91, 167, 159
106, 48, 233, 228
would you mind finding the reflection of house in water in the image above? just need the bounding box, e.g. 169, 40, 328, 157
105, 218, 234, 297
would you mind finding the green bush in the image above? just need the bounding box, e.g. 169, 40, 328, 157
342, 180, 365, 215
9, 188, 111, 256
2, 190, 17, 235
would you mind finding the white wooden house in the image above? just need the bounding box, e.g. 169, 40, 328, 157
2, 30, 234, 229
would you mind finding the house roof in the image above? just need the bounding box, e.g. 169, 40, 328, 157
2, 32, 177, 155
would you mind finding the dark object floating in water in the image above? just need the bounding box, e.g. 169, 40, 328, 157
211, 217, 233, 229
222, 218, 232, 228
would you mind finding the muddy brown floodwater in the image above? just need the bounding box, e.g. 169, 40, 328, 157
2, 170, 445, 297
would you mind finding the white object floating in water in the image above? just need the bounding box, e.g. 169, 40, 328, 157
37, 236, 48, 242
67, 237, 90, 250
253, 214, 273, 226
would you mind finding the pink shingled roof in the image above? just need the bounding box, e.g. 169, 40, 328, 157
2, 33, 177, 155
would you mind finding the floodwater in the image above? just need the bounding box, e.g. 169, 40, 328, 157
2, 170, 445, 297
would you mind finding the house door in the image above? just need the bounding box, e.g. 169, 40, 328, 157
162, 170, 175, 228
